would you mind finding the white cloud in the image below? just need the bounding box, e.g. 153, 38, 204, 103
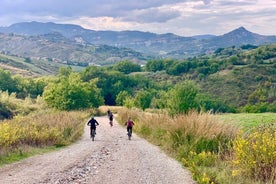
0, 0, 275, 36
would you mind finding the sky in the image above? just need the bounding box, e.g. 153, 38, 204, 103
0, 0, 275, 36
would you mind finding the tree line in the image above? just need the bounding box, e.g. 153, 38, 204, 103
0, 44, 275, 115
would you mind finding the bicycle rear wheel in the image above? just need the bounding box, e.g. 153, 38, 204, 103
127, 130, 132, 140
91, 129, 95, 141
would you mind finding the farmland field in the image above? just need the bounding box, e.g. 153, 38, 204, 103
216, 113, 276, 130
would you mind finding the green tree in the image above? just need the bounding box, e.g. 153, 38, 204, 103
24, 57, 32, 63
123, 96, 135, 109
134, 91, 153, 110
0, 69, 17, 93
116, 90, 131, 106
113, 60, 141, 74
166, 81, 199, 115
43, 73, 103, 110
145, 59, 164, 72
58, 66, 73, 77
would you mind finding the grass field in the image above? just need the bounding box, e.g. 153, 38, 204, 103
216, 113, 276, 130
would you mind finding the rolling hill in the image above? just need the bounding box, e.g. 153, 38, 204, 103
0, 32, 150, 67
1, 21, 275, 58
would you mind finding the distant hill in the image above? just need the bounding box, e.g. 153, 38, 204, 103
0, 32, 149, 66
1, 22, 275, 59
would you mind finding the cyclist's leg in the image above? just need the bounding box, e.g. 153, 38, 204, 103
126, 127, 129, 134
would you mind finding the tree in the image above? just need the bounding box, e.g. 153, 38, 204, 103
58, 66, 73, 77
0, 69, 17, 93
24, 57, 32, 63
116, 90, 131, 106
113, 60, 141, 74
43, 73, 103, 110
145, 59, 164, 72
166, 81, 199, 115
134, 91, 153, 110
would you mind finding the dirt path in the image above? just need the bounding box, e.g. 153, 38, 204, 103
0, 116, 196, 184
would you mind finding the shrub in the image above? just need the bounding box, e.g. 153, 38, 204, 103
0, 110, 87, 159
232, 123, 276, 183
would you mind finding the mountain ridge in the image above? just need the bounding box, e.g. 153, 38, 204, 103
0, 21, 275, 59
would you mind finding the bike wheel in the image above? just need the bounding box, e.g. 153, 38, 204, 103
91, 129, 95, 141
128, 130, 131, 140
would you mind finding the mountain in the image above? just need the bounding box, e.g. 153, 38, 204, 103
0, 22, 276, 59
0, 32, 149, 66
0, 21, 87, 38
206, 26, 275, 48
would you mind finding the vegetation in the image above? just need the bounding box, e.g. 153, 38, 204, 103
1, 44, 275, 113
117, 108, 275, 184
0, 92, 90, 166
0, 43, 275, 183
232, 124, 276, 182
43, 68, 104, 110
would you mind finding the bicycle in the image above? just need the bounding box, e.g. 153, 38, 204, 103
109, 113, 113, 127
87, 117, 99, 141
91, 128, 96, 141
109, 120, 113, 127
127, 128, 132, 140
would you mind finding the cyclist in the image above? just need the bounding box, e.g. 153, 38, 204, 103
107, 109, 111, 117
125, 117, 134, 135
109, 112, 114, 126
87, 116, 99, 137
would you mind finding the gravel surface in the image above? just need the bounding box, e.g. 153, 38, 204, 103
0, 116, 196, 184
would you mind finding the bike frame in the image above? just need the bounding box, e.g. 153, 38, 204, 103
91, 128, 96, 141
127, 128, 132, 140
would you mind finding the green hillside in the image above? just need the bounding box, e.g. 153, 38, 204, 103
0, 44, 275, 113
0, 53, 84, 76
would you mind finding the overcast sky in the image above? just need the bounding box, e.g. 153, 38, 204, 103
0, 0, 275, 36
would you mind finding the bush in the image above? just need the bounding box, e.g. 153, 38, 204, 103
232, 123, 276, 183
0, 111, 87, 159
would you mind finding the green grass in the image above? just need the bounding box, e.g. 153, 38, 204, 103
216, 113, 276, 130
0, 146, 62, 167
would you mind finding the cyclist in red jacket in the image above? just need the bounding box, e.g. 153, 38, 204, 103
125, 117, 134, 134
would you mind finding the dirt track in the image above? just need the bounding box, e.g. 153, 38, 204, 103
0, 116, 196, 184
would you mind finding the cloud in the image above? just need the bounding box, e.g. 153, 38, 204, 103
0, 0, 186, 17
0, 0, 275, 36
122, 8, 181, 23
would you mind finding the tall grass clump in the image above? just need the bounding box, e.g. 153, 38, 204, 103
0, 90, 45, 119
232, 123, 276, 183
0, 110, 88, 165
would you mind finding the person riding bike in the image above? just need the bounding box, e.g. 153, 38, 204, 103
125, 117, 134, 134
109, 112, 113, 126
107, 109, 111, 117
87, 116, 99, 137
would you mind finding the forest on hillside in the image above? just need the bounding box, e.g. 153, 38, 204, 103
0, 44, 275, 119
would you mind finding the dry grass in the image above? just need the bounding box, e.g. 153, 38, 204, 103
117, 108, 238, 140
0, 110, 88, 159
98, 105, 124, 115
117, 108, 241, 183
169, 111, 238, 139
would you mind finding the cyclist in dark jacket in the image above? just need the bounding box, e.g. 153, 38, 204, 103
87, 117, 99, 136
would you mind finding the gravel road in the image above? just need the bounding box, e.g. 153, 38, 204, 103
0, 116, 196, 184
